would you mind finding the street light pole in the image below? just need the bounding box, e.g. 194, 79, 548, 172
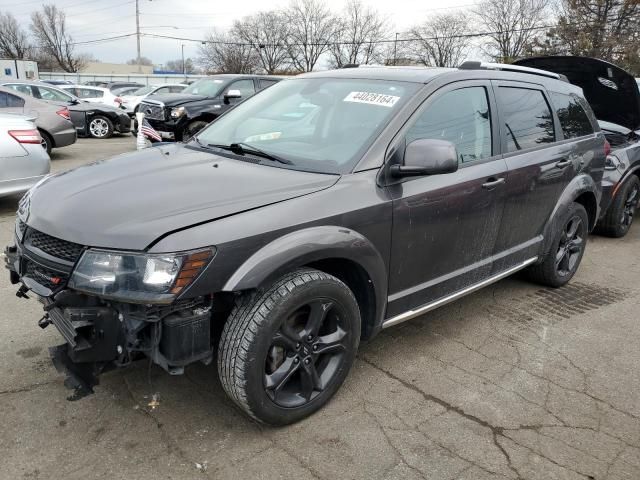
135, 0, 141, 73
393, 32, 398, 66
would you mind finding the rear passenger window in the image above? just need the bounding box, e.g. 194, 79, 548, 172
259, 79, 278, 90
7, 93, 24, 107
499, 87, 555, 152
550, 92, 594, 139
407, 87, 492, 163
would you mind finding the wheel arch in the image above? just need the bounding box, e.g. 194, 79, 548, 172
37, 128, 54, 148
222, 226, 388, 340
541, 174, 599, 256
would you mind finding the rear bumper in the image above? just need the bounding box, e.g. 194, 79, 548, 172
52, 128, 77, 148
114, 114, 132, 133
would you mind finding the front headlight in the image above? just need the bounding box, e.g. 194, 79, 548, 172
170, 107, 186, 119
69, 248, 214, 304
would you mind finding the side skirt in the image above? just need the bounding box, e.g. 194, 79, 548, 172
382, 257, 538, 329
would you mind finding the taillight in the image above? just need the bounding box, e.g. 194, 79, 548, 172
57, 108, 70, 120
114, 97, 122, 105
604, 139, 611, 157
8, 129, 42, 144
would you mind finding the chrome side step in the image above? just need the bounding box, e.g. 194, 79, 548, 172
382, 257, 538, 329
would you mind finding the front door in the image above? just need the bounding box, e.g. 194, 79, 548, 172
386, 82, 508, 317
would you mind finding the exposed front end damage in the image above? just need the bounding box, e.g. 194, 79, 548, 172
4, 219, 216, 399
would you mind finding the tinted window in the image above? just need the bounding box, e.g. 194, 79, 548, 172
169, 85, 185, 93
407, 86, 492, 163
499, 87, 555, 152
259, 79, 278, 90
0, 92, 24, 108
76, 88, 103, 99
228, 79, 256, 98
550, 92, 594, 139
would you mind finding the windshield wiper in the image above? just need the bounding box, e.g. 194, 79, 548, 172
207, 142, 293, 165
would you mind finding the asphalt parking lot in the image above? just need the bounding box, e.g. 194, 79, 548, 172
1, 137, 639, 480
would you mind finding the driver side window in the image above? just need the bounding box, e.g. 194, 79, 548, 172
228, 79, 256, 98
406, 87, 492, 164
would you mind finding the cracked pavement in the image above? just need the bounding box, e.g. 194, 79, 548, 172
1, 138, 639, 479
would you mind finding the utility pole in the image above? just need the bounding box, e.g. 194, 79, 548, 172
393, 33, 398, 66
135, 0, 142, 73
181, 44, 185, 78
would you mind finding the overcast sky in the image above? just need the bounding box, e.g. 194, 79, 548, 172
0, 0, 478, 67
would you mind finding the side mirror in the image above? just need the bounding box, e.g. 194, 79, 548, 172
390, 139, 459, 177
224, 89, 242, 103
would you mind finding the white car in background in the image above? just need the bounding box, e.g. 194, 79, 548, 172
120, 83, 187, 114
0, 113, 50, 198
58, 85, 124, 109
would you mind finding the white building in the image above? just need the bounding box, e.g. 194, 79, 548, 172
0, 59, 39, 81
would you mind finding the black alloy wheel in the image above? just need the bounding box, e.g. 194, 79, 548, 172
527, 202, 589, 287
596, 175, 640, 238
218, 269, 360, 425
555, 214, 585, 278
620, 182, 639, 230
265, 298, 349, 408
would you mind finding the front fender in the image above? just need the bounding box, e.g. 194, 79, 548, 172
541, 173, 600, 256
222, 226, 388, 327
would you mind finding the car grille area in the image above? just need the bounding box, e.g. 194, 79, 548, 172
25, 229, 84, 263
139, 101, 165, 121
24, 261, 68, 290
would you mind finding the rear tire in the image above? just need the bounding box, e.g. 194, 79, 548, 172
218, 269, 360, 425
595, 175, 640, 238
39, 130, 52, 155
527, 203, 588, 288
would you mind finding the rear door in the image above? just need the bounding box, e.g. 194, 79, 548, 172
386, 81, 509, 317
491, 81, 574, 271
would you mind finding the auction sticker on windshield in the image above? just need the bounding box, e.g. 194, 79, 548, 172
343, 91, 400, 107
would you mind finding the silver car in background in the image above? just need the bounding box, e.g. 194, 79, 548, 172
0, 86, 76, 154
0, 114, 50, 198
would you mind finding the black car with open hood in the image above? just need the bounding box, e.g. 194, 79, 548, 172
515, 56, 640, 237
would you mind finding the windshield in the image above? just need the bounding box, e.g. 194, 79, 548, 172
132, 85, 155, 96
196, 78, 418, 173
183, 78, 226, 96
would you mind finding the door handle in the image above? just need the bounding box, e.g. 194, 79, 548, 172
555, 159, 572, 168
482, 177, 505, 190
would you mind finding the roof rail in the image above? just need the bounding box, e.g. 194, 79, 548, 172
459, 61, 566, 81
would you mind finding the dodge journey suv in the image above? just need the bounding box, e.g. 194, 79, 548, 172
4, 63, 605, 425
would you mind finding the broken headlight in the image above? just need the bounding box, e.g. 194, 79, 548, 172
68, 248, 214, 304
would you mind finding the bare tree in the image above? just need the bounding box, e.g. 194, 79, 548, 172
30, 4, 86, 72
409, 12, 471, 67
166, 58, 196, 74
473, 0, 549, 62
328, 0, 388, 68
0, 12, 32, 59
233, 11, 291, 74
536, 0, 640, 71
285, 0, 336, 72
127, 56, 153, 66
198, 30, 259, 74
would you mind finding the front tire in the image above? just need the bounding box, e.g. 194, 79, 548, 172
596, 175, 640, 238
527, 202, 588, 288
88, 115, 114, 139
182, 120, 208, 142
218, 269, 361, 425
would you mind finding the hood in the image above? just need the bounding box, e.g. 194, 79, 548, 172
144, 93, 207, 107
514, 56, 640, 130
68, 102, 127, 115
26, 144, 339, 250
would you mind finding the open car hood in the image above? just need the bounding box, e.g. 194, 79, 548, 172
514, 56, 640, 131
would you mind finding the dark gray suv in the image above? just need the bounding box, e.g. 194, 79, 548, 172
4, 63, 605, 425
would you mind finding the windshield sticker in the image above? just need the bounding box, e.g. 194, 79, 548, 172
244, 132, 282, 142
343, 91, 400, 107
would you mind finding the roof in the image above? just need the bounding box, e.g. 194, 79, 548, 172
298, 66, 454, 83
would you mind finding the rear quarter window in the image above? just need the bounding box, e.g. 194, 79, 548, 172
550, 92, 594, 139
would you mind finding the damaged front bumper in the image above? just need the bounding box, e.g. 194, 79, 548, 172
4, 230, 215, 400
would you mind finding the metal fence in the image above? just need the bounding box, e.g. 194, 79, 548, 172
38, 71, 207, 85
